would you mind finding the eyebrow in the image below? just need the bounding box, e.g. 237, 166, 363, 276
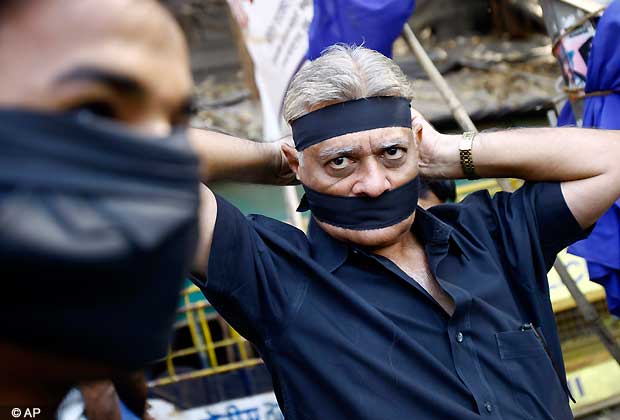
54, 67, 146, 98
55, 66, 196, 121
378, 138, 409, 149
318, 145, 363, 160
317, 138, 410, 160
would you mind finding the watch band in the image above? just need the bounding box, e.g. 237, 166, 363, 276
459, 131, 479, 180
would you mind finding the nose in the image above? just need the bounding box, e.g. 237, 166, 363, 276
351, 159, 390, 198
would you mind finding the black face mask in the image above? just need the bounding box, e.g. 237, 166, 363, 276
0, 109, 200, 368
297, 177, 420, 230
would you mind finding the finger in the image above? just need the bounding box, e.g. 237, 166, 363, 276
411, 116, 425, 128
410, 107, 424, 121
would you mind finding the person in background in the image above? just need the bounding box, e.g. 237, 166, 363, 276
418, 178, 457, 208
0, 1, 200, 418
565, 0, 620, 318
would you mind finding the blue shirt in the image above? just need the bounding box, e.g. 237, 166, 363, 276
195, 182, 588, 420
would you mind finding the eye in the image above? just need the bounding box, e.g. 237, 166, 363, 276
68, 100, 118, 120
329, 156, 352, 169
384, 146, 405, 160
172, 97, 198, 126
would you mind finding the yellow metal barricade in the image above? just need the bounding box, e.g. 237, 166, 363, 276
148, 283, 263, 387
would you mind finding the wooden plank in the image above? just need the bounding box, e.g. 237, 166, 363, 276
568, 358, 620, 415
574, 394, 620, 418
549, 252, 606, 312
559, 0, 610, 14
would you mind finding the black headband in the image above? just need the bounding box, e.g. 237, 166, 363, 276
291, 96, 412, 151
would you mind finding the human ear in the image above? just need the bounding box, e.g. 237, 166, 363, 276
281, 142, 300, 175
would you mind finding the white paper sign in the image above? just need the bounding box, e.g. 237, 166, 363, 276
227, 0, 313, 140
148, 392, 283, 420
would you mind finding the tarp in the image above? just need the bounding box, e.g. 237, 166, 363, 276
308, 0, 416, 59
566, 0, 620, 317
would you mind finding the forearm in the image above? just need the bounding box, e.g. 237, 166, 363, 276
189, 128, 280, 184
427, 127, 620, 183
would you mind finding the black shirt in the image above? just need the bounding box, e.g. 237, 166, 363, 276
195, 182, 588, 419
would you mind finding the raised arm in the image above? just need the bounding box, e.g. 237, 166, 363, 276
189, 128, 295, 185
414, 117, 620, 229
188, 128, 292, 273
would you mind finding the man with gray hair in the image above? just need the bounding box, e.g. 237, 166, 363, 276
190, 45, 620, 419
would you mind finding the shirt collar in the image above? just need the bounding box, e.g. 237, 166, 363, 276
308, 218, 349, 272
308, 206, 457, 272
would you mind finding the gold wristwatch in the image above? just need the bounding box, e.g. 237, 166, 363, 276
459, 131, 479, 180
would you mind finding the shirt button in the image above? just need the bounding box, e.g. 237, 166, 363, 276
456, 332, 464, 343
484, 401, 493, 413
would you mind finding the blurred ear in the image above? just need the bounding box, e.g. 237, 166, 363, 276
281, 143, 300, 175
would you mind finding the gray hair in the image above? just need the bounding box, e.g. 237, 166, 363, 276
283, 45, 414, 123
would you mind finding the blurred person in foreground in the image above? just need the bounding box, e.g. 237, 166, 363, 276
188, 45, 620, 419
0, 0, 201, 418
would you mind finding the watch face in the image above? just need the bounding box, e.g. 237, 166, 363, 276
459, 132, 476, 150
459, 139, 472, 151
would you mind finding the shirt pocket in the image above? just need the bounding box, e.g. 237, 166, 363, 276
495, 329, 573, 420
